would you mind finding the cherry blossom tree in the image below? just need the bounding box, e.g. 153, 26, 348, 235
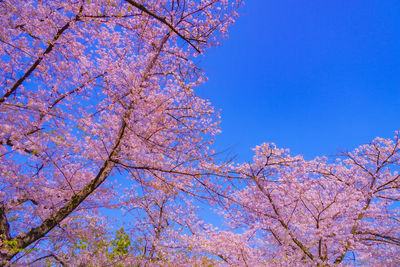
0, 0, 241, 264
214, 133, 400, 266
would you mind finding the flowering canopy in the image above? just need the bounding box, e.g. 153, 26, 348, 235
215, 134, 400, 265
0, 0, 240, 264
1, 0, 399, 266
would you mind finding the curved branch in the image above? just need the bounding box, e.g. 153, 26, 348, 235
0, 7, 82, 104
124, 0, 201, 53
28, 253, 66, 266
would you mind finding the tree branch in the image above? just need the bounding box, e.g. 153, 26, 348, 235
252, 176, 315, 261
3, 121, 124, 261
0, 7, 83, 104
28, 253, 66, 266
0, 206, 11, 240
124, 0, 201, 53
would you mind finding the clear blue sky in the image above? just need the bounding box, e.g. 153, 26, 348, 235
198, 0, 400, 161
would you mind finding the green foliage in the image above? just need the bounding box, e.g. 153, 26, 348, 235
107, 227, 132, 260
3, 238, 20, 254
2, 237, 37, 255
75, 240, 88, 250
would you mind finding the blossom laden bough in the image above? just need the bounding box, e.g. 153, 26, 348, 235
216, 133, 400, 265
0, 0, 241, 264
